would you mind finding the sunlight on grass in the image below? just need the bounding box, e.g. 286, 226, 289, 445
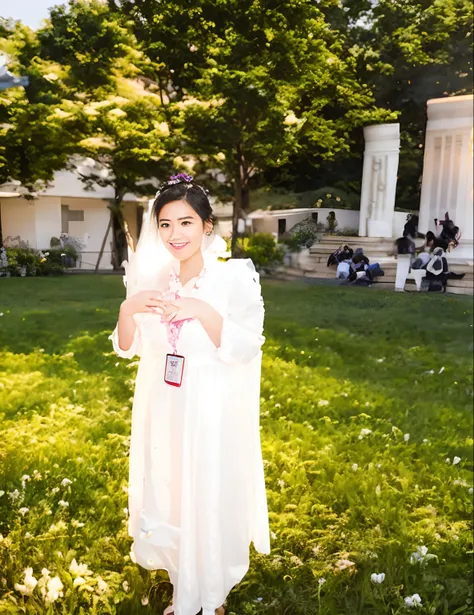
0, 276, 472, 614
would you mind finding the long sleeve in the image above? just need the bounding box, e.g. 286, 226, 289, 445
109, 317, 142, 359
216, 259, 265, 365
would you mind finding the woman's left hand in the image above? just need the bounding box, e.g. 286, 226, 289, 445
160, 297, 209, 323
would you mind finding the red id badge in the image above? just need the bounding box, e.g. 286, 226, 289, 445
164, 354, 185, 387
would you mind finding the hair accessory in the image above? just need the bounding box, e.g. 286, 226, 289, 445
155, 173, 210, 198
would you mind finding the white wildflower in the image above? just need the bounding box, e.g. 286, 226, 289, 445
9, 489, 20, 501
453, 456, 461, 465
318, 577, 326, 586
318, 399, 329, 407
45, 576, 64, 604
371, 572, 385, 584
58, 500, 69, 507
97, 577, 108, 594
122, 580, 130, 592
404, 593, 422, 608
352, 464, 358, 471
359, 428, 372, 440
409, 545, 437, 565
14, 567, 38, 596
19, 507, 29, 516
404, 433, 410, 442
69, 559, 92, 578
141, 594, 149, 605
446, 458, 451, 464
61, 478, 72, 487
277, 479, 285, 488
73, 576, 86, 587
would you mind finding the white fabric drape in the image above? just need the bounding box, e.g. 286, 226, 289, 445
109, 253, 270, 615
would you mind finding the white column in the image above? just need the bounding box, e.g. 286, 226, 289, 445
359, 123, 400, 238
419, 95, 473, 263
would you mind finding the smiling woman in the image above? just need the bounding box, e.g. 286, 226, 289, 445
109, 175, 270, 615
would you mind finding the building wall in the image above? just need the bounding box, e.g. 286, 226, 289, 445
35, 197, 62, 249
0, 198, 37, 247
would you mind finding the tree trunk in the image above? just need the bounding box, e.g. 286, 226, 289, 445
109, 190, 133, 270
231, 147, 250, 257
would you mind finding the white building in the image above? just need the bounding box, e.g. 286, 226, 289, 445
0, 168, 143, 270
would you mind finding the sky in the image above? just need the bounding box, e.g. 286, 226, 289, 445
0, 0, 54, 30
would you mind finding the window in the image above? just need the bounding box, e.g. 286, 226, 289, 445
278, 218, 287, 235
61, 205, 84, 233
68, 209, 84, 222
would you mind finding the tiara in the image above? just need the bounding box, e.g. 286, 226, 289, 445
155, 173, 210, 197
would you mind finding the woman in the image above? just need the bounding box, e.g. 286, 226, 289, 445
110, 175, 270, 615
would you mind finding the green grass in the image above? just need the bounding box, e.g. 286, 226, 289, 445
0, 276, 473, 615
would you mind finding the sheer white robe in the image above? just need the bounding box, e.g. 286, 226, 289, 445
110, 258, 271, 615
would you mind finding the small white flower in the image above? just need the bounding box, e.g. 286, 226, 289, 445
404, 593, 422, 608
69, 559, 92, 578
45, 576, 63, 604
453, 456, 461, 465
9, 489, 20, 501
19, 507, 29, 516
41, 568, 51, 578
410, 545, 437, 565
97, 577, 108, 594
73, 576, 86, 587
446, 458, 451, 464
14, 567, 38, 596
359, 428, 372, 440
318, 399, 329, 407
439, 366, 445, 374
61, 478, 72, 487
371, 572, 385, 584
0, 491, 4, 497
422, 439, 429, 444
375, 485, 381, 495
21, 474, 31, 482
352, 464, 359, 471
277, 479, 285, 488
141, 595, 149, 605
318, 577, 326, 586
58, 500, 69, 507
404, 433, 410, 442
122, 580, 130, 592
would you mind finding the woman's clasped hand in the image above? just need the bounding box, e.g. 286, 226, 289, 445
121, 291, 208, 323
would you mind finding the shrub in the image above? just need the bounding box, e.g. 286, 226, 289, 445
245, 233, 283, 272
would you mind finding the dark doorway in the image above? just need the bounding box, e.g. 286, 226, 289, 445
278, 218, 287, 235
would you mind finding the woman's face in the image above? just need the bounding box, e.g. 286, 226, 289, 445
158, 199, 212, 261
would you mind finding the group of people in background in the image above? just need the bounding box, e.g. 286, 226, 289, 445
327, 212, 464, 292
395, 212, 464, 292
327, 244, 384, 286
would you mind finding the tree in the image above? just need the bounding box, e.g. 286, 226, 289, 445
109, 0, 395, 252
22, 1, 178, 267
269, 0, 473, 210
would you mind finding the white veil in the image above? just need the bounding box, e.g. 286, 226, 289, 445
122, 198, 228, 298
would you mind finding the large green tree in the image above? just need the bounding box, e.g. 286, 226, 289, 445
109, 0, 395, 250
270, 0, 473, 210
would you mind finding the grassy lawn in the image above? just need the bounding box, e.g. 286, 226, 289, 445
0, 276, 472, 615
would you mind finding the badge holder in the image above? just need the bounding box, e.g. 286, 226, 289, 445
164, 353, 185, 387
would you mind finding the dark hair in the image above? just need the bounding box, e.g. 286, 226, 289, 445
153, 181, 215, 226
425, 231, 435, 243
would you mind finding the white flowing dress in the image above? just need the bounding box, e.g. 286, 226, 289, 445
110, 258, 271, 615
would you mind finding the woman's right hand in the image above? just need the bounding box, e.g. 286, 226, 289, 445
120, 291, 166, 316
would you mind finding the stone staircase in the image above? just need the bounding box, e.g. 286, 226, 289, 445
292, 236, 474, 296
